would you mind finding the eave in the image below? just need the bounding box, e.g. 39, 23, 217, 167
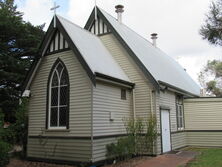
159, 81, 199, 97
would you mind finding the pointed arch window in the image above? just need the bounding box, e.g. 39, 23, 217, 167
47, 59, 69, 129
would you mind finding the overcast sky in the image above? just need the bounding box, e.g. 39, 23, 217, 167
15, 0, 222, 85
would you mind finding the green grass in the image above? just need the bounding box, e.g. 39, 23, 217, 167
186, 147, 222, 167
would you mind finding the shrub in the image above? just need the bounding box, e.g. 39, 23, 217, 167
0, 98, 28, 158
145, 116, 157, 154
0, 110, 4, 127
106, 116, 158, 162
106, 137, 134, 161
0, 140, 12, 167
0, 126, 16, 144
13, 98, 28, 157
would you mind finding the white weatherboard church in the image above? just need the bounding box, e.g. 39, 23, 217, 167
22, 5, 202, 165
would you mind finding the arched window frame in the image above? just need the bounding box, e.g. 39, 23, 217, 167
46, 58, 70, 129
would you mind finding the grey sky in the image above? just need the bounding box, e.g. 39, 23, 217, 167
17, 0, 222, 85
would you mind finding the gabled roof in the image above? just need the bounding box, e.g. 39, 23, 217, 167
85, 7, 200, 96
56, 15, 130, 82
22, 15, 133, 92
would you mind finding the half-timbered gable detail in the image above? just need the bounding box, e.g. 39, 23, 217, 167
88, 16, 111, 35
46, 30, 69, 54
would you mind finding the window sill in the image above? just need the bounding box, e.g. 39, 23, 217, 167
44, 129, 70, 132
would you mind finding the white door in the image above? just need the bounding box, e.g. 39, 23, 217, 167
161, 110, 171, 153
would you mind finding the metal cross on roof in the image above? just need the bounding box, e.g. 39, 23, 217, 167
50, 2, 60, 28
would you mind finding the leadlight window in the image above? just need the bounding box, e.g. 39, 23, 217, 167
176, 96, 184, 130
48, 60, 69, 129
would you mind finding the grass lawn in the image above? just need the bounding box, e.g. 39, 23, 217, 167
186, 147, 222, 167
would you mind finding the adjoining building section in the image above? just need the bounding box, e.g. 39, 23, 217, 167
184, 97, 222, 147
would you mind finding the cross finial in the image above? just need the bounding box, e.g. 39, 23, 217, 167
50, 2, 60, 28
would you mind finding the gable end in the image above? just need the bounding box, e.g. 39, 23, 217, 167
45, 29, 70, 55
85, 8, 111, 36
22, 16, 97, 93
55, 16, 96, 85
85, 8, 160, 91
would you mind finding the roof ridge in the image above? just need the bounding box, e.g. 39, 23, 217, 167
97, 7, 200, 95
98, 7, 180, 59
56, 14, 99, 38
98, 7, 189, 72
98, 7, 158, 48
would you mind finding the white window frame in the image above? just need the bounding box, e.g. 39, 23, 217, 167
48, 63, 68, 130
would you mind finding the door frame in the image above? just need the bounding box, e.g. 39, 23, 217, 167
160, 107, 172, 154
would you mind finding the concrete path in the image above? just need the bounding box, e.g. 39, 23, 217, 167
136, 151, 198, 167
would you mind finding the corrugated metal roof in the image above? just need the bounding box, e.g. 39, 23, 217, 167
57, 15, 130, 82
99, 8, 200, 96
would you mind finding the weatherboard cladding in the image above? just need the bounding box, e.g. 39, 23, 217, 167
186, 132, 222, 147
184, 98, 222, 130
28, 51, 92, 137
93, 82, 132, 137
99, 34, 154, 118
27, 50, 93, 162
27, 138, 91, 162
92, 82, 132, 162
94, 7, 200, 96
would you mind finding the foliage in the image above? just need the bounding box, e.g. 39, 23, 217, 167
200, 0, 222, 46
0, 126, 16, 144
124, 117, 145, 155
0, 0, 45, 122
145, 116, 157, 154
0, 111, 12, 167
0, 140, 12, 167
106, 117, 157, 162
106, 137, 134, 161
13, 98, 28, 145
12, 98, 28, 157
0, 98, 28, 159
0, 109, 4, 127
198, 60, 222, 96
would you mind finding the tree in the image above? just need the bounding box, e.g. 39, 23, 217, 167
0, 0, 45, 122
200, 0, 222, 46
199, 0, 222, 96
199, 60, 222, 96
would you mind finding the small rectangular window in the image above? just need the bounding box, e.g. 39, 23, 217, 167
176, 95, 184, 130
121, 89, 126, 100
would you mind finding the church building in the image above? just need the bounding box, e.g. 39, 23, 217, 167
22, 5, 201, 165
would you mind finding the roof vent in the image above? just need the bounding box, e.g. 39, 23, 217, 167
151, 33, 158, 47
115, 5, 124, 23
